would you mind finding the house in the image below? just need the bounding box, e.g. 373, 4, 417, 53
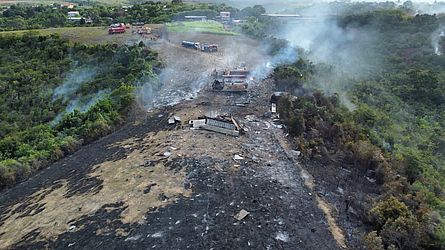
67, 11, 80, 17
67, 11, 82, 21
184, 16, 207, 22
220, 11, 230, 21
60, 2, 75, 9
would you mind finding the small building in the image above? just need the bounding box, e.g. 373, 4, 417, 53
67, 11, 80, 18
220, 12, 231, 21
67, 11, 82, 22
84, 17, 93, 24
232, 19, 245, 25
60, 2, 75, 9
184, 16, 207, 22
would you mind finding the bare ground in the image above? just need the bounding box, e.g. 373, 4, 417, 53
0, 32, 369, 249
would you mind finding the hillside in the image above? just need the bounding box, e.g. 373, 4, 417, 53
0, 1, 445, 249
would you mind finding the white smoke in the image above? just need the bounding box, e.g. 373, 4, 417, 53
52, 89, 111, 124
432, 26, 445, 56
250, 42, 298, 81
53, 67, 97, 101
269, 4, 382, 110
51, 65, 112, 125
136, 33, 273, 110
414, 2, 445, 14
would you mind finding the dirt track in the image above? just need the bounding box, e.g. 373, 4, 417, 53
0, 33, 355, 249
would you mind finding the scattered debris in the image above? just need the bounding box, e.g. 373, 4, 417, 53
148, 232, 163, 238
290, 150, 301, 157
365, 169, 376, 183
365, 177, 376, 183
189, 115, 242, 137
125, 235, 142, 241
275, 231, 290, 242
234, 209, 250, 221
270, 92, 286, 104
244, 115, 259, 122
337, 187, 344, 195
271, 103, 277, 113
168, 116, 181, 125
233, 155, 244, 161
144, 183, 157, 194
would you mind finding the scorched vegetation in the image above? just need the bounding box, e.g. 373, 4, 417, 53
273, 7, 445, 249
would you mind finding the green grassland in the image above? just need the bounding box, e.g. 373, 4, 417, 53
166, 21, 237, 35
0, 25, 161, 44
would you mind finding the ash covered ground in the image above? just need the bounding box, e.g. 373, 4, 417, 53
0, 32, 371, 249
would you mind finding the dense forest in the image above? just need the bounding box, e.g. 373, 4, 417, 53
272, 8, 445, 249
0, 34, 160, 190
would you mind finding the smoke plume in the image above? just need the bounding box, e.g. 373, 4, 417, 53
51, 66, 111, 125
432, 25, 445, 56
52, 90, 111, 124
53, 67, 97, 101
270, 4, 381, 109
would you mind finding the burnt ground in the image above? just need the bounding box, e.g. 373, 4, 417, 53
0, 32, 372, 249
0, 87, 341, 249
298, 155, 380, 249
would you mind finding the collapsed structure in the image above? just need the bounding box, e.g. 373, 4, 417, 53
211, 65, 250, 92
189, 115, 242, 137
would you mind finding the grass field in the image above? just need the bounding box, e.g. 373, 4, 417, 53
166, 21, 237, 35
0, 25, 162, 44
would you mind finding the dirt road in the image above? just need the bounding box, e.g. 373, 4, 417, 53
0, 33, 347, 249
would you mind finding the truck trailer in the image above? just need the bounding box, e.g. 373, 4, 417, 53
201, 44, 218, 52
181, 41, 218, 52
108, 23, 126, 34
181, 41, 200, 50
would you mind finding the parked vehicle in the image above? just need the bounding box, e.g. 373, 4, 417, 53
181, 41, 218, 52
201, 44, 218, 52
181, 41, 200, 50
108, 23, 126, 34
